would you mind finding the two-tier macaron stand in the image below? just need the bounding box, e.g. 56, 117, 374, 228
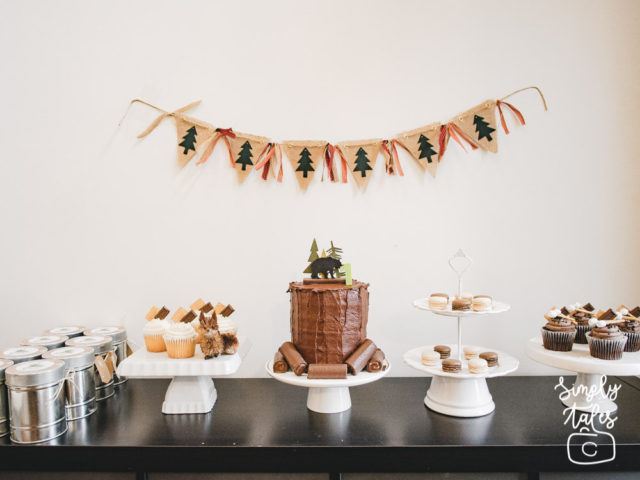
403, 250, 518, 417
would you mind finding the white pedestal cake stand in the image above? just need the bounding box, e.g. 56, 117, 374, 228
404, 344, 518, 417
117, 337, 249, 414
525, 337, 640, 414
265, 359, 390, 414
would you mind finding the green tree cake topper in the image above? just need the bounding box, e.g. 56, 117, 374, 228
296, 148, 315, 178
303, 238, 319, 274
179, 126, 198, 154
235, 140, 254, 171
327, 241, 345, 277
353, 147, 372, 177
417, 134, 437, 164
473, 115, 495, 142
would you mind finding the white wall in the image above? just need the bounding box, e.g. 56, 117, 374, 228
1, 0, 639, 377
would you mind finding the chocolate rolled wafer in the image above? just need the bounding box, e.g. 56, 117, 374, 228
273, 351, 288, 373
366, 348, 386, 372
279, 341, 307, 376
307, 363, 347, 379
345, 339, 377, 375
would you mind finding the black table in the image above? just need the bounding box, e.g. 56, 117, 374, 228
1, 376, 639, 478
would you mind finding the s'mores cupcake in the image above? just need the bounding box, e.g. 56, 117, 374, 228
163, 323, 197, 359
541, 308, 576, 351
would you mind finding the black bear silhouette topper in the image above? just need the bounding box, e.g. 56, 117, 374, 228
310, 256, 342, 279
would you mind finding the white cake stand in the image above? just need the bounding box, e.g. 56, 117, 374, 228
404, 345, 518, 417
117, 337, 249, 414
265, 359, 390, 414
525, 336, 640, 413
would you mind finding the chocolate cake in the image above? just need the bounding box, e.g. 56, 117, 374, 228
289, 280, 369, 364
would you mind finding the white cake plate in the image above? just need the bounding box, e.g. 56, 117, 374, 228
404, 345, 519, 417
265, 359, 390, 414
117, 336, 249, 414
525, 336, 640, 414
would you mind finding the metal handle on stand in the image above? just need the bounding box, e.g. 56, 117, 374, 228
448, 249, 472, 361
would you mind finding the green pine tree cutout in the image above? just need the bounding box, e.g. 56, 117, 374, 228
296, 148, 315, 178
303, 238, 319, 274
417, 134, 437, 164
353, 147, 372, 177
235, 141, 254, 171
327, 241, 345, 277
473, 115, 495, 142
179, 126, 198, 154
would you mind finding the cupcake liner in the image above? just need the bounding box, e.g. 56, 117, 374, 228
541, 327, 576, 351
586, 333, 627, 360
144, 334, 166, 352
574, 324, 591, 344
623, 332, 640, 352
164, 335, 197, 359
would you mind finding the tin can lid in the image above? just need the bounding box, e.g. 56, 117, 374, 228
22, 335, 69, 349
42, 346, 94, 370
44, 326, 86, 336
66, 335, 113, 355
0, 359, 14, 381
0, 346, 47, 362
5, 359, 66, 387
85, 326, 127, 343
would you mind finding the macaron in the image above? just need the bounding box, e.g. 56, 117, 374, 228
463, 346, 481, 360
452, 297, 472, 311
421, 350, 440, 366
428, 293, 449, 310
468, 358, 489, 374
472, 295, 493, 312
479, 351, 498, 367
434, 345, 451, 359
442, 358, 461, 373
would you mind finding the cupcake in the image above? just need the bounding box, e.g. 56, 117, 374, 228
620, 320, 640, 352
143, 319, 169, 352
163, 323, 197, 359
586, 324, 627, 360
218, 314, 239, 355
564, 303, 594, 344
541, 309, 576, 351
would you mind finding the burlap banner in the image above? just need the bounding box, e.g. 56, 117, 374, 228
227, 132, 271, 183
122, 87, 547, 190
282, 140, 327, 191
338, 139, 381, 189
452, 100, 498, 153
396, 123, 442, 178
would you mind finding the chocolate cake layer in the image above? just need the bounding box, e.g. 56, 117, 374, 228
289, 280, 369, 364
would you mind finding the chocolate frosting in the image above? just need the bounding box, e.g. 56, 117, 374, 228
289, 280, 369, 364
621, 321, 640, 334
590, 324, 623, 339
544, 318, 576, 332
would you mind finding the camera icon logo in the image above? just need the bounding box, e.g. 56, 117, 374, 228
567, 428, 616, 465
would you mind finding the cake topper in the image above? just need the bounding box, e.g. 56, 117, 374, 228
310, 256, 342, 279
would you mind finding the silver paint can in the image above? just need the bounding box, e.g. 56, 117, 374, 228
65, 335, 115, 401
0, 346, 47, 364
43, 346, 96, 420
44, 326, 86, 339
84, 327, 128, 386
22, 335, 69, 351
0, 359, 14, 438
5, 359, 67, 444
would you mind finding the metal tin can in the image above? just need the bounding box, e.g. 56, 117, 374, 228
22, 335, 69, 351
0, 359, 14, 438
5, 359, 67, 444
0, 346, 47, 364
84, 327, 128, 386
65, 335, 115, 401
44, 326, 86, 339
42, 347, 96, 421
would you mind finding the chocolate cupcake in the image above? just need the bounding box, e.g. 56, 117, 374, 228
564, 303, 595, 344
586, 324, 627, 360
620, 320, 640, 352
541, 317, 576, 352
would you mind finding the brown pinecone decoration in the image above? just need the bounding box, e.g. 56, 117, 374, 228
199, 311, 224, 359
